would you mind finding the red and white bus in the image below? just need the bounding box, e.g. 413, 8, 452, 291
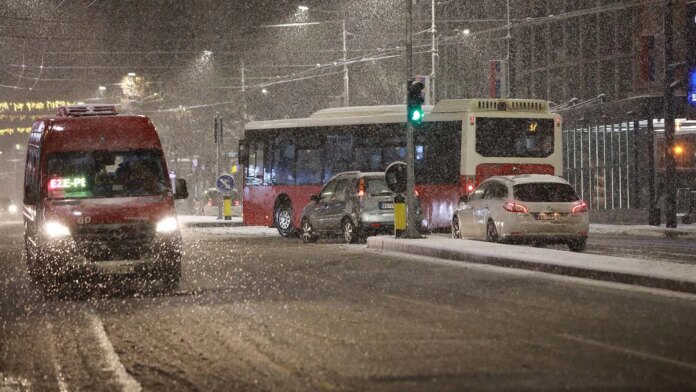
240, 98, 562, 236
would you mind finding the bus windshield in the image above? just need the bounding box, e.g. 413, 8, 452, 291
46, 150, 169, 199
476, 118, 554, 158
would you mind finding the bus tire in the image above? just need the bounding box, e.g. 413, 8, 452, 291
274, 202, 296, 237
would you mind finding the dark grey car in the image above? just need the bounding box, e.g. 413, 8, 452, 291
300, 172, 396, 244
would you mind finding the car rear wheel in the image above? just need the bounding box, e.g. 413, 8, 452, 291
342, 218, 359, 244
486, 220, 498, 243
300, 218, 318, 244
274, 202, 295, 237
451, 216, 461, 239
567, 238, 587, 252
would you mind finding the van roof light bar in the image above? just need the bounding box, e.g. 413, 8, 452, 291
56, 105, 119, 117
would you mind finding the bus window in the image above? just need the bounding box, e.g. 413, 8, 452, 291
296, 131, 323, 185
476, 118, 554, 158
245, 141, 265, 186
415, 121, 461, 184
272, 137, 295, 185
323, 134, 353, 183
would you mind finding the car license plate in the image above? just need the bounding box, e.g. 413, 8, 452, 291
537, 212, 561, 221
379, 202, 394, 210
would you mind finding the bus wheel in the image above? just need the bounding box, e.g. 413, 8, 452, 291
275, 202, 295, 237
486, 220, 499, 243
451, 216, 461, 239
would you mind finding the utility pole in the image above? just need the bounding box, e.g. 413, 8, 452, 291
402, 0, 421, 239
342, 19, 350, 107
505, 0, 511, 98
430, 0, 437, 103
241, 61, 248, 121
663, 0, 677, 228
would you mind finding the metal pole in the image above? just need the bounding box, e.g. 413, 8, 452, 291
403, 0, 420, 238
241, 61, 248, 121
505, 0, 511, 98
342, 19, 350, 107
663, 0, 677, 228
215, 113, 223, 220
430, 0, 436, 103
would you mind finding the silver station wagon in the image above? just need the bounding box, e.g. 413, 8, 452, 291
451, 174, 590, 252
300, 172, 397, 244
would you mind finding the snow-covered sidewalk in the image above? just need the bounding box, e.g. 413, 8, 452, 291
367, 236, 696, 294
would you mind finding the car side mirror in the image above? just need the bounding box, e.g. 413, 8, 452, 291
459, 194, 468, 204
174, 178, 188, 200
310, 194, 320, 203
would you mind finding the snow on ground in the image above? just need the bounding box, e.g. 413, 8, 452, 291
591, 223, 696, 238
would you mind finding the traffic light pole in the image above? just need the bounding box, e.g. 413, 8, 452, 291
402, 0, 421, 239
215, 113, 223, 220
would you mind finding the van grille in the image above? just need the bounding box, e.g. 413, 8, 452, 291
73, 223, 155, 260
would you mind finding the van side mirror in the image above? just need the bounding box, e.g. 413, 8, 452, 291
24, 185, 36, 205
174, 178, 188, 200
238, 141, 248, 167
458, 194, 468, 204
310, 194, 320, 203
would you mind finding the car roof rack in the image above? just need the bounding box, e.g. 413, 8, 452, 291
56, 105, 119, 117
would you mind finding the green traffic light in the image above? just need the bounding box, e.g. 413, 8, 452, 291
411, 109, 423, 122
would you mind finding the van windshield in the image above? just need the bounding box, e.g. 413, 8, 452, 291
46, 150, 169, 199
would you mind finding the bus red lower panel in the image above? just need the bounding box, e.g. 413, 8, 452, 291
243, 185, 322, 228
415, 184, 459, 229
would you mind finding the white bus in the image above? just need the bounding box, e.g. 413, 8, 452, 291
240, 98, 562, 236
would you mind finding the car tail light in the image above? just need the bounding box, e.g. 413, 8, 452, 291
571, 201, 588, 213
358, 178, 365, 197
503, 201, 528, 213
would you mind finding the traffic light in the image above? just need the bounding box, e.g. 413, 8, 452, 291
406, 80, 425, 125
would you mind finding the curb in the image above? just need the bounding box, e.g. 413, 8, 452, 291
182, 221, 244, 228
367, 236, 696, 294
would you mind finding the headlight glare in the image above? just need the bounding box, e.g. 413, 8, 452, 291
45, 221, 71, 238
156, 216, 178, 233
8, 204, 17, 214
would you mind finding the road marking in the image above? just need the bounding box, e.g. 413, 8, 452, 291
47, 322, 69, 392
558, 333, 696, 372
87, 311, 142, 392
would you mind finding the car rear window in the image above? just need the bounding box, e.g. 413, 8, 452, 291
366, 178, 392, 197
513, 183, 580, 202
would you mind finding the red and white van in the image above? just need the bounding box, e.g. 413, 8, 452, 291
23, 105, 188, 296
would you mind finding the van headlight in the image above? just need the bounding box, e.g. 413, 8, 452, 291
8, 204, 17, 214
156, 216, 179, 233
45, 221, 71, 238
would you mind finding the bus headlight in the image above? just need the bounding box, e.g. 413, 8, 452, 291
156, 216, 178, 233
45, 221, 71, 238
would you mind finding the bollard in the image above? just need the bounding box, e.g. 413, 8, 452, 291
394, 193, 406, 238
223, 194, 232, 220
